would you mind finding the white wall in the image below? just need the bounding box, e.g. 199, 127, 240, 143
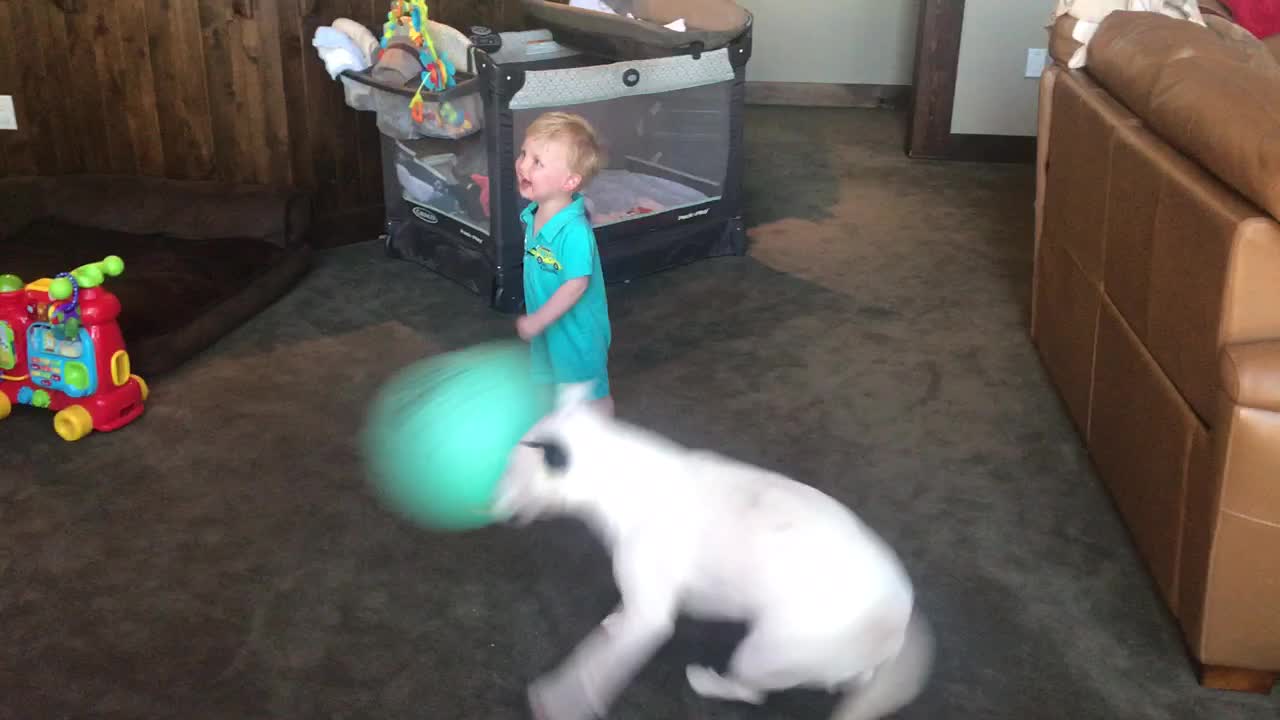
736, 0, 920, 85
950, 0, 1051, 136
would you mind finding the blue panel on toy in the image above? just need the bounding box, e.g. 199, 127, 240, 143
362, 340, 554, 532
26, 324, 97, 398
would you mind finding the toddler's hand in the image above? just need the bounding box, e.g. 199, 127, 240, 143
516, 314, 542, 340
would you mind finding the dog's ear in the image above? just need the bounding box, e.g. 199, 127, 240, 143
520, 439, 570, 471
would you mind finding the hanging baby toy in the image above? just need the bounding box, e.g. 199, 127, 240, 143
380, 0, 456, 124
48, 272, 82, 340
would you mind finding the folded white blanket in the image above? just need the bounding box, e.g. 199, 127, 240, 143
332, 18, 379, 67
312, 26, 366, 79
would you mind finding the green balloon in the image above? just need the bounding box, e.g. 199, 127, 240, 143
362, 340, 553, 531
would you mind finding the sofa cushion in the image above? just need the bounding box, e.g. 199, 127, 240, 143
1087, 12, 1280, 220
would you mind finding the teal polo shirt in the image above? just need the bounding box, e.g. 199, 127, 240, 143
521, 194, 612, 399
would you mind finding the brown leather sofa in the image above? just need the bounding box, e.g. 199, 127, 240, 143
1033, 5, 1280, 694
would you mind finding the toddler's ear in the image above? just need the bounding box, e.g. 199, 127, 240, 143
562, 173, 583, 193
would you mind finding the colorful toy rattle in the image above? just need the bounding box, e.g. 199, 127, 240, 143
381, 0, 456, 125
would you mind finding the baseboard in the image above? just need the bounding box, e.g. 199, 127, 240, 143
746, 81, 910, 109
910, 133, 1037, 164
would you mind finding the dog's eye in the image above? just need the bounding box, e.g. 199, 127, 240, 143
520, 440, 569, 471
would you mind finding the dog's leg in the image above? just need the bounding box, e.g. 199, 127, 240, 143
529, 548, 679, 720
686, 665, 768, 704
688, 605, 915, 709
686, 618, 817, 705
828, 611, 934, 720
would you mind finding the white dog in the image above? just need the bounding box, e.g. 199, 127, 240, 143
493, 384, 934, 720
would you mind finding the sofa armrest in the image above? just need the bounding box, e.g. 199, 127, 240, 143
1220, 340, 1280, 412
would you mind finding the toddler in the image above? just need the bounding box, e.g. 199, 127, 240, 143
514, 112, 614, 415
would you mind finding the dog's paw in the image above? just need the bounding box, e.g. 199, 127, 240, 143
685, 665, 765, 704
528, 672, 599, 720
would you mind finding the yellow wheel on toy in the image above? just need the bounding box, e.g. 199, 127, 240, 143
132, 374, 149, 401
0, 393, 10, 420
54, 405, 93, 442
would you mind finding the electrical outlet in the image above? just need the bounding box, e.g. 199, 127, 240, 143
1025, 48, 1048, 78
0, 96, 15, 131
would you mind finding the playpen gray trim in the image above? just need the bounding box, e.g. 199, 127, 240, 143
507, 48, 735, 110
385, 25, 752, 314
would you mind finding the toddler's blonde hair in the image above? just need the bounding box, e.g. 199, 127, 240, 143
525, 112, 604, 186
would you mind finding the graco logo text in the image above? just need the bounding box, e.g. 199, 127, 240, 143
678, 208, 710, 221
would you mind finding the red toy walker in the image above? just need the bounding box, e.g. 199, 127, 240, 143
0, 255, 148, 441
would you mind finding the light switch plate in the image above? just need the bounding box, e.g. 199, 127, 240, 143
0, 95, 15, 131
1025, 48, 1048, 78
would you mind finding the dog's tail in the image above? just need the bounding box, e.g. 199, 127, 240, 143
829, 610, 935, 720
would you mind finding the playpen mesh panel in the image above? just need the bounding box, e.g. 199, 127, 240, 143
509, 47, 734, 110
384, 133, 493, 234
514, 78, 731, 228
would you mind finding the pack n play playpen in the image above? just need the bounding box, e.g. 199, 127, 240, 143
329, 0, 753, 312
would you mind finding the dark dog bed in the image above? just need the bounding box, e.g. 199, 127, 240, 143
0, 176, 313, 377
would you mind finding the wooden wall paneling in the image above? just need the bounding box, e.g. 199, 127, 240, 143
84, 1, 141, 174
61, 5, 115, 174
79, 0, 167, 176
277, 0, 316, 189
0, 1, 9, 177
199, 0, 258, 184
226, 0, 265, 183
13, 1, 74, 174
299, 11, 339, 209
1, 0, 526, 227
109, 0, 167, 175
300, 1, 361, 214
145, 0, 217, 179
244, 0, 294, 186
353, 0, 385, 208
40, 2, 88, 173
0, 0, 40, 176
197, 1, 235, 181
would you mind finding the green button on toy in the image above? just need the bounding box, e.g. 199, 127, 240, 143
65, 362, 90, 391
0, 274, 23, 293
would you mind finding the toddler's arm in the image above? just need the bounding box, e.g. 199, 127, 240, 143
518, 277, 588, 339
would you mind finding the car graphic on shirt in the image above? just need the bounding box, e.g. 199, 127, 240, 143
526, 246, 562, 272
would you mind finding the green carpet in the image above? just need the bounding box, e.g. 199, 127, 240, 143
2, 107, 1276, 719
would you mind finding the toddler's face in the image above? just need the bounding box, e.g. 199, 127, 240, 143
516, 135, 579, 204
